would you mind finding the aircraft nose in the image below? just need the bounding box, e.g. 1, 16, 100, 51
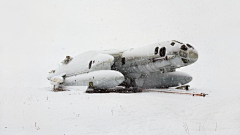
188, 49, 198, 63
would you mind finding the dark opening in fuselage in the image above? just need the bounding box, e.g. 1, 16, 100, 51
154, 47, 159, 55
159, 47, 166, 57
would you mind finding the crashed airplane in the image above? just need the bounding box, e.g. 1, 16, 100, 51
47, 40, 198, 92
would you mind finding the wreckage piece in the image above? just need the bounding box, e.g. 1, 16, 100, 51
192, 93, 208, 97
142, 89, 208, 97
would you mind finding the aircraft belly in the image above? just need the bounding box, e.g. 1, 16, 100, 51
140, 71, 192, 88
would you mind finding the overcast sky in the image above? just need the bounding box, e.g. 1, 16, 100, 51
1, 0, 240, 89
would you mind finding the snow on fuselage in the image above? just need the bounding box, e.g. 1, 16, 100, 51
47, 50, 114, 79
47, 40, 198, 89
47, 51, 125, 89
105, 40, 198, 75
102, 40, 198, 88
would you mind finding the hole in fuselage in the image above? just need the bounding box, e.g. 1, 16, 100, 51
89, 61, 92, 69
154, 47, 159, 55
122, 57, 125, 65
180, 45, 188, 51
159, 47, 166, 57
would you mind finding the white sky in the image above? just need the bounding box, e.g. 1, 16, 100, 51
1, 0, 240, 88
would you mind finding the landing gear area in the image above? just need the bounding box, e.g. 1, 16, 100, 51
86, 85, 208, 97
86, 87, 142, 93
53, 85, 208, 97
53, 85, 69, 92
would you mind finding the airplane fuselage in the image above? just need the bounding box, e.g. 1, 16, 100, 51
47, 40, 198, 89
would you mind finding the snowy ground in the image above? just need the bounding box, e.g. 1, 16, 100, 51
1, 0, 240, 134
1, 87, 239, 135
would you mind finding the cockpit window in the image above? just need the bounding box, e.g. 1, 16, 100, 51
154, 47, 159, 55
186, 44, 194, 49
180, 45, 188, 51
159, 47, 166, 57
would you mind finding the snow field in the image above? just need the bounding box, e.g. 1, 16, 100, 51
0, 87, 239, 135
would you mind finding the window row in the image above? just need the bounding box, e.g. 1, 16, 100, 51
154, 47, 166, 57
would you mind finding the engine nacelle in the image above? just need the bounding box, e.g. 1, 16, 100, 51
63, 70, 125, 89
135, 71, 192, 88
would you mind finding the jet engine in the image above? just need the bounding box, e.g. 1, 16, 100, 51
63, 70, 125, 89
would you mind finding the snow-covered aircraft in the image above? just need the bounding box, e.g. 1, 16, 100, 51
47, 40, 198, 92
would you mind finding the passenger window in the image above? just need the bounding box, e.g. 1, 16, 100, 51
170, 42, 175, 46
89, 61, 92, 69
122, 57, 125, 65
154, 47, 159, 55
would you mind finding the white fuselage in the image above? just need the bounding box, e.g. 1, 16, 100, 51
47, 40, 198, 89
